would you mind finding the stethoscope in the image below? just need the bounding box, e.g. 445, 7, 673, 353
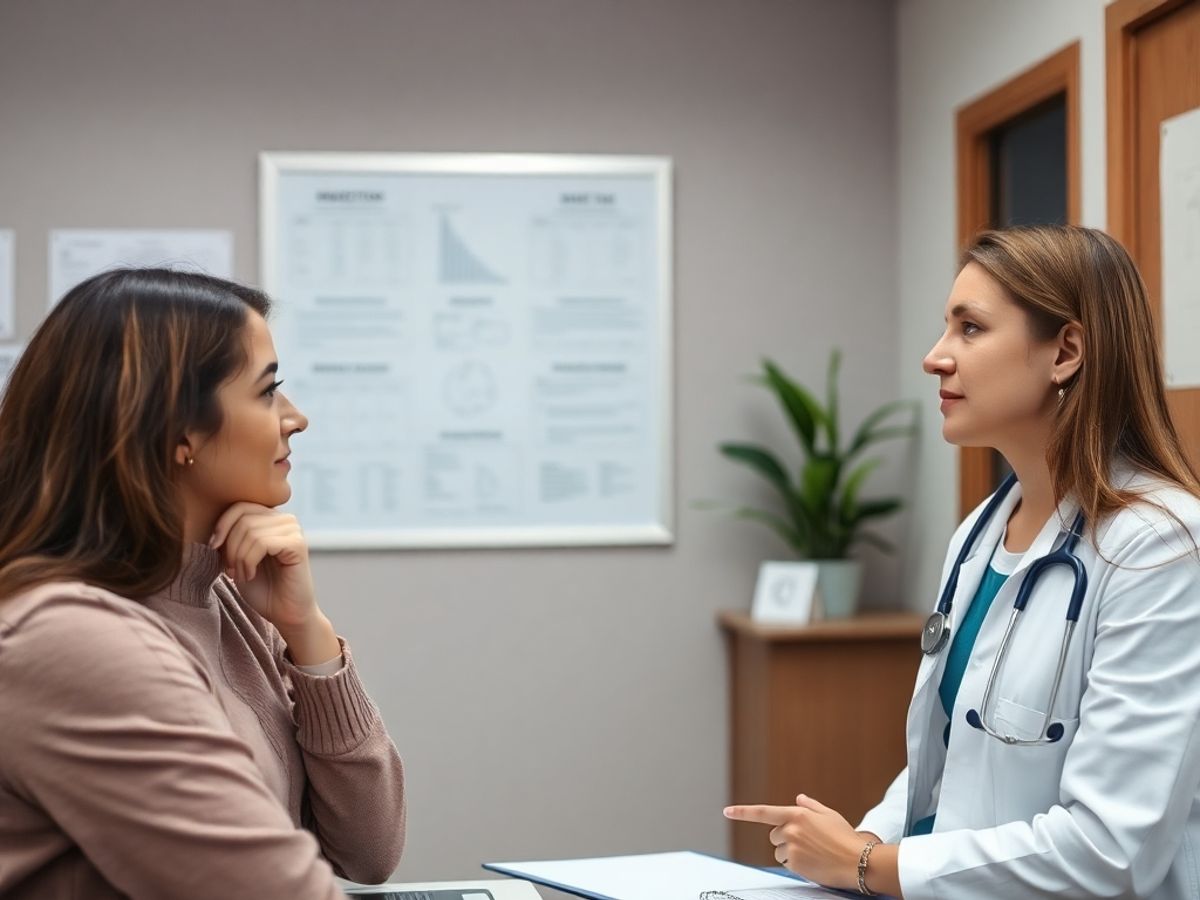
920, 473, 1088, 745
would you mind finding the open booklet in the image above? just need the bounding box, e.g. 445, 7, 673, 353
483, 850, 857, 900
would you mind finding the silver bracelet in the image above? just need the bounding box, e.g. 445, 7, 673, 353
857, 840, 880, 896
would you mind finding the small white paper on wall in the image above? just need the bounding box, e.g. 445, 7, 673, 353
48, 229, 233, 308
1161, 108, 1200, 389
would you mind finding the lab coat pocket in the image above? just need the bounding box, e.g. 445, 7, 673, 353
994, 696, 1070, 743
989, 698, 1079, 823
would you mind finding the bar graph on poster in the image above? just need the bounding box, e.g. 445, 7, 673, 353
259, 153, 672, 549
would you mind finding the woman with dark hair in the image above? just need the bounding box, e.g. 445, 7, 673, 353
726, 226, 1200, 898
0, 269, 405, 899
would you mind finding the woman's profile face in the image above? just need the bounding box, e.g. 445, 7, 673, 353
179, 312, 307, 525
923, 262, 1060, 450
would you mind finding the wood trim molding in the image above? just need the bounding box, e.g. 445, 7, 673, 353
1106, 0, 1190, 251
954, 42, 1081, 518
717, 610, 924, 642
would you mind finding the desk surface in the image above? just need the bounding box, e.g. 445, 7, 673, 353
718, 610, 925, 642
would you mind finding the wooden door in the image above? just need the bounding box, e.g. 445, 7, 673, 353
1108, 0, 1200, 468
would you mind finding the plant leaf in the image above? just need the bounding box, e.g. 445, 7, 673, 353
838, 457, 881, 525
847, 400, 918, 457
762, 359, 826, 455
801, 456, 839, 518
733, 506, 807, 555
849, 426, 918, 460
719, 442, 791, 492
854, 529, 896, 553
718, 442, 818, 543
851, 497, 904, 524
825, 349, 841, 453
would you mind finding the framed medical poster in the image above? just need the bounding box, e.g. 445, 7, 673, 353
259, 152, 673, 549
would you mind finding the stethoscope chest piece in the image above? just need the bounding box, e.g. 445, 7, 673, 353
921, 611, 950, 655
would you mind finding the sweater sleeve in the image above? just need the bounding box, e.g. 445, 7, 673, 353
0, 590, 347, 900
279, 636, 407, 884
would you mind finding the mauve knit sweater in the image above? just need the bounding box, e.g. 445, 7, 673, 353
0, 544, 405, 899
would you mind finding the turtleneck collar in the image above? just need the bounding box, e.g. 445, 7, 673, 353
157, 543, 224, 608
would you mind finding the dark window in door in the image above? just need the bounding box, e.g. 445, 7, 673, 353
990, 96, 1068, 227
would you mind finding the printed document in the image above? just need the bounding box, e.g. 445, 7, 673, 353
484, 850, 850, 900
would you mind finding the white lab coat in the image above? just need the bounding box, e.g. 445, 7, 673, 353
858, 470, 1200, 898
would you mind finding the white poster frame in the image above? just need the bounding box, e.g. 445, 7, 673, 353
259, 151, 673, 549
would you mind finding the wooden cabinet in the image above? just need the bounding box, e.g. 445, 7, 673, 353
718, 611, 924, 865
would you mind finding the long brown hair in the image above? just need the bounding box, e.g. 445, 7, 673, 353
963, 224, 1200, 528
0, 268, 270, 601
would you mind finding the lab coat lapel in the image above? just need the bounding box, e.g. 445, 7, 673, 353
911, 482, 1022, 697
903, 481, 1022, 835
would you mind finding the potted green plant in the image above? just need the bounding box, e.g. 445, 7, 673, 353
716, 350, 917, 618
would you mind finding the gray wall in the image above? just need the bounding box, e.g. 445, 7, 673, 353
0, 0, 900, 884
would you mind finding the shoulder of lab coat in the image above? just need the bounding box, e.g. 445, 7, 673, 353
897, 483, 1200, 899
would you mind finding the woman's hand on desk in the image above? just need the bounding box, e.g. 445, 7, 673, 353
210, 503, 339, 666
725, 794, 890, 893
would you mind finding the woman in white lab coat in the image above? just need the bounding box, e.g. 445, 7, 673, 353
726, 224, 1200, 898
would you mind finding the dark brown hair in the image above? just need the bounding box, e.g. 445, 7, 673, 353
0, 268, 270, 601
963, 224, 1200, 527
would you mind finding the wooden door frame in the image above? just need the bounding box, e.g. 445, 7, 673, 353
954, 43, 1081, 518
1106, 0, 1200, 471
1106, 0, 1191, 252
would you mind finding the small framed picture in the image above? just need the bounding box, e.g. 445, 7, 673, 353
751, 561, 818, 625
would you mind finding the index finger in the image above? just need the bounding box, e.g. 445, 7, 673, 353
723, 804, 796, 826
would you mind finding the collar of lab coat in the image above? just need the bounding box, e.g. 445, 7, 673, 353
960, 458, 1141, 579
959, 480, 1082, 576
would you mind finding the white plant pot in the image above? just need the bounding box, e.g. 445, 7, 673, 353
815, 559, 863, 619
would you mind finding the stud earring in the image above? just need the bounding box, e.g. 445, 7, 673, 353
185, 456, 195, 467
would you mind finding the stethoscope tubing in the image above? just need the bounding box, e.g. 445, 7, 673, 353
934, 474, 1021, 617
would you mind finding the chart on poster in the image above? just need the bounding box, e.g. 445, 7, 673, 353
260, 153, 672, 548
